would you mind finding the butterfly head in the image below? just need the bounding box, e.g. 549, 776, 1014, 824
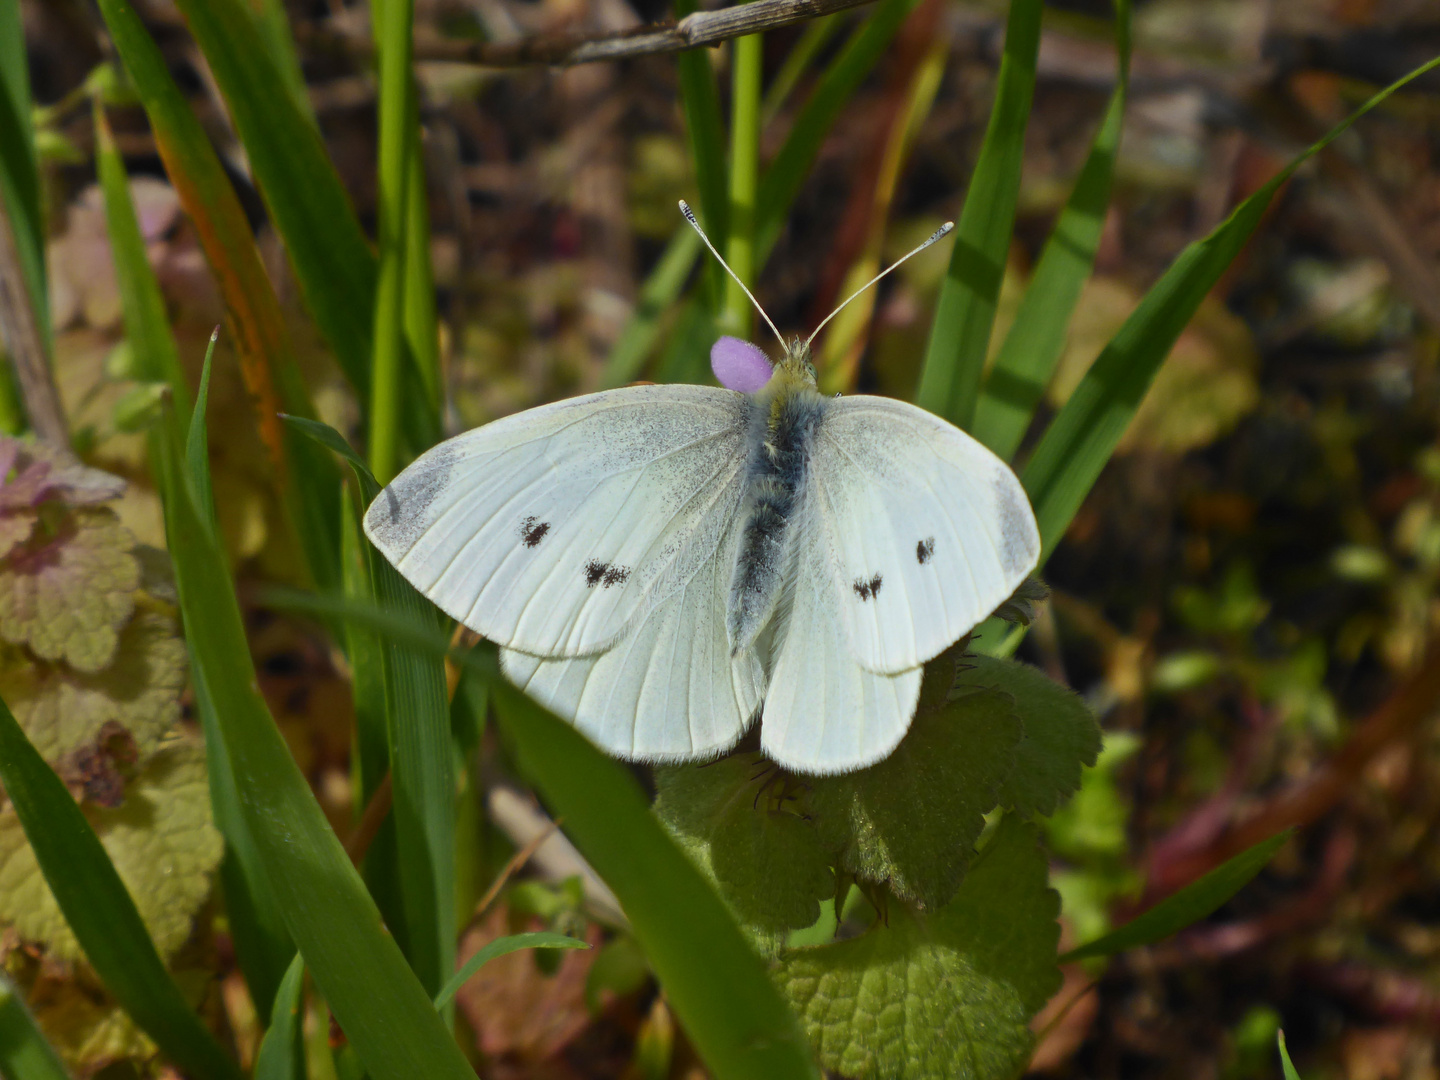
777, 336, 817, 388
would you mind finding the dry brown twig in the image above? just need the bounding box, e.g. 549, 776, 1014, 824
411, 0, 879, 67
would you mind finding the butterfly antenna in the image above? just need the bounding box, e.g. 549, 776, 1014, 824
805, 221, 954, 347
679, 200, 785, 348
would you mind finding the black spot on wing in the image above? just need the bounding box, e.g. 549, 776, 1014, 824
916, 537, 935, 565
584, 560, 630, 588
852, 573, 883, 601
519, 516, 550, 548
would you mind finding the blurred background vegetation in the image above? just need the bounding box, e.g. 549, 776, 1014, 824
9, 0, 1440, 1076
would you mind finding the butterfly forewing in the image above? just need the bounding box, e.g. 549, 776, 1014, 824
806, 396, 1040, 675
364, 384, 750, 659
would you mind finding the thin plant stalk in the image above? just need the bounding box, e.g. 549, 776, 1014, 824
723, 34, 764, 337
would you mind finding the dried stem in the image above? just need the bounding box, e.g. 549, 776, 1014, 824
0, 198, 73, 456
413, 0, 879, 67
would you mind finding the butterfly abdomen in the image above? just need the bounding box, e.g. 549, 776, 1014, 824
727, 383, 824, 653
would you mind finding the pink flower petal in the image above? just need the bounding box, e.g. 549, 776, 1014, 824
711, 336, 773, 393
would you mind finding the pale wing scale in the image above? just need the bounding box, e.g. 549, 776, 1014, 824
364, 384, 748, 658
501, 505, 763, 761
809, 396, 1039, 674
760, 522, 922, 774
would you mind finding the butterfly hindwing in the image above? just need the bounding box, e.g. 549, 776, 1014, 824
364, 384, 749, 658
501, 501, 763, 761
806, 395, 1040, 675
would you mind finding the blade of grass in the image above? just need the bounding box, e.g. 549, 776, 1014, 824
246, 0, 317, 133
0, 0, 46, 352
0, 695, 243, 1080
754, 0, 920, 266
97, 105, 296, 1017
1278, 1032, 1304, 1080
93, 100, 187, 401
1060, 830, 1291, 963
722, 33, 764, 337
0, 972, 73, 1080
282, 413, 455, 1000
971, 0, 1131, 460
154, 398, 475, 1080
403, 125, 441, 411
433, 932, 590, 1011
253, 955, 306, 1080
369, 0, 418, 486
914, 0, 1042, 427
760, 12, 845, 126
262, 584, 822, 1080
674, 0, 729, 306
95, 1, 343, 592
1022, 54, 1440, 563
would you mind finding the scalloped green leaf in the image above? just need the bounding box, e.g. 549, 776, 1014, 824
0, 610, 185, 765
0, 508, 138, 673
0, 739, 223, 963
805, 687, 1021, 909
655, 755, 835, 934
777, 817, 1060, 1080
958, 655, 1101, 819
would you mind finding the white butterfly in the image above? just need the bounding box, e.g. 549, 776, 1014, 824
364, 204, 1040, 775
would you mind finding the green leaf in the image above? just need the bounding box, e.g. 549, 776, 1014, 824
958, 655, 1101, 819
806, 685, 1022, 909
433, 932, 591, 1011
1060, 829, 1290, 963
777, 817, 1060, 1080
1021, 54, 1440, 564
155, 391, 474, 1080
655, 756, 835, 934
971, 0, 1131, 459
914, 0, 1042, 428
186, 333, 217, 532
253, 955, 306, 1080
1278, 1032, 1303, 1080
0, 694, 241, 1080
0, 971, 72, 1080
0, 508, 138, 674
722, 32, 764, 337
674, 0, 728, 272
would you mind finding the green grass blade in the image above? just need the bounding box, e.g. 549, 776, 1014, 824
368, 0, 418, 485
0, 0, 47, 350
761, 12, 845, 126
722, 33, 764, 337
1060, 831, 1290, 963
971, 0, 1131, 459
96, 91, 296, 1016
165, 0, 375, 402
1278, 1032, 1304, 1080
755, 0, 919, 265
433, 933, 590, 1011
1021, 54, 1440, 563
186, 332, 218, 529
96, 0, 343, 592
0, 695, 243, 1080
403, 127, 441, 411
0, 972, 74, 1080
599, 228, 702, 388
674, 0, 729, 276
253, 955, 306, 1080
914, 0, 1042, 427
260, 589, 822, 1080
154, 406, 475, 1080
341, 486, 389, 804
93, 99, 188, 400
282, 413, 455, 998
246, 0, 316, 133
